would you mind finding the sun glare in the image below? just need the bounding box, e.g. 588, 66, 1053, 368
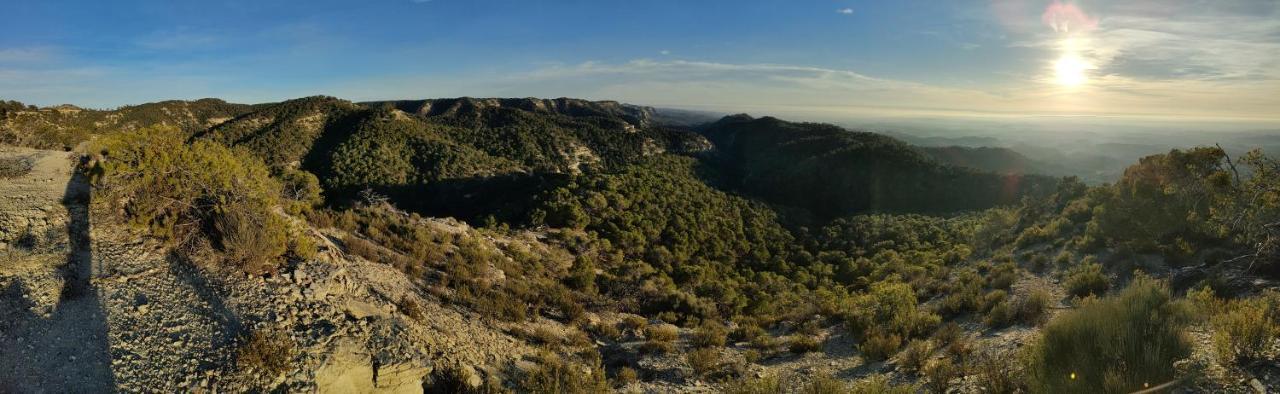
1053, 54, 1090, 87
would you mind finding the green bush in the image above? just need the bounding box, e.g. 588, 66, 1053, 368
859, 331, 902, 361
1019, 288, 1053, 325
845, 279, 938, 354
988, 261, 1019, 290
1026, 276, 1192, 393
693, 321, 728, 348
985, 300, 1015, 327
1210, 294, 1279, 364
986, 288, 1052, 328
788, 335, 822, 354
515, 352, 610, 394
1064, 260, 1109, 298
88, 126, 289, 274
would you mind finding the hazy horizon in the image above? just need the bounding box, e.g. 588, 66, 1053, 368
3, 0, 1278, 124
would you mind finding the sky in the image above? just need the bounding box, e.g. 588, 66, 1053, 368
1, 0, 1278, 124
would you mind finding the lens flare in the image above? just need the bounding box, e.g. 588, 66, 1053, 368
1053, 53, 1092, 87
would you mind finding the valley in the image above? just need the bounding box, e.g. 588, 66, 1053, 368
1, 96, 1278, 393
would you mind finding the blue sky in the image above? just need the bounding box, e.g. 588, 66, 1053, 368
2, 0, 1278, 123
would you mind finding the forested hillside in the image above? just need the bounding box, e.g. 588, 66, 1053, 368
2, 95, 1278, 392
700, 115, 1058, 219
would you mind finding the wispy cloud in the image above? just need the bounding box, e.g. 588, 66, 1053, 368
837, 8, 853, 15
0, 47, 60, 64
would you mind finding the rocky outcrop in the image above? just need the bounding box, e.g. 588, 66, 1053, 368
367, 97, 660, 127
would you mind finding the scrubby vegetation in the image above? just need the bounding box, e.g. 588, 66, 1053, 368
1026, 276, 1192, 393
85, 126, 302, 274
235, 330, 295, 378
15, 95, 1280, 391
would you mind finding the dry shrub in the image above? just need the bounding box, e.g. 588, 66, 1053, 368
613, 367, 638, 387
970, 348, 1026, 394
788, 335, 822, 354
692, 321, 728, 348
515, 351, 610, 393
645, 323, 679, 342
922, 358, 960, 393
1210, 293, 1280, 364
850, 374, 917, 394
859, 331, 902, 361
687, 347, 721, 377
236, 330, 294, 377
897, 339, 934, 372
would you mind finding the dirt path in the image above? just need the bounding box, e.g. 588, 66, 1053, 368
0, 146, 115, 392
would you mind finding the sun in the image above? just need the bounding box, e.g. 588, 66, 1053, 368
1053, 53, 1092, 87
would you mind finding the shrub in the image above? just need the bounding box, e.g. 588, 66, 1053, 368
1064, 259, 1109, 298
849, 374, 916, 394
590, 322, 622, 342
800, 375, 850, 393
1026, 276, 1193, 393
530, 326, 563, 346
613, 367, 638, 387
732, 322, 768, 344
922, 357, 960, 393
288, 230, 318, 261
723, 374, 781, 394
687, 347, 721, 377
845, 279, 938, 353
932, 322, 963, 346
788, 335, 822, 354
1018, 288, 1053, 325
1210, 294, 1279, 364
693, 321, 728, 348
515, 352, 610, 394
897, 339, 934, 372
640, 339, 675, 354
859, 331, 902, 361
236, 330, 294, 377
645, 323, 679, 342
988, 261, 1019, 290
621, 315, 648, 332
743, 349, 761, 364
970, 349, 1026, 394
215, 206, 289, 274
88, 126, 289, 273
398, 296, 425, 321
979, 290, 1008, 313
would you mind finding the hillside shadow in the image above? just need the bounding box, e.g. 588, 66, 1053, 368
0, 169, 117, 391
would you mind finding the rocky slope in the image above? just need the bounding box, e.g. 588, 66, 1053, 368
0, 147, 586, 392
